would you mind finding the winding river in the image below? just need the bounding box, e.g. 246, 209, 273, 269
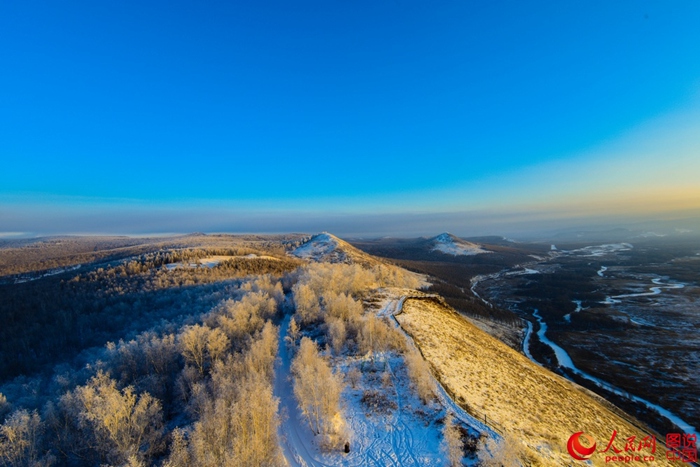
525, 306, 696, 434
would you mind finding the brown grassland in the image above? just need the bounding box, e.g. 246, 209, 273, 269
396, 298, 677, 466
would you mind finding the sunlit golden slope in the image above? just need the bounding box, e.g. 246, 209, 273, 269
396, 298, 678, 466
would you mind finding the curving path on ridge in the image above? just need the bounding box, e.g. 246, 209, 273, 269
274, 293, 497, 467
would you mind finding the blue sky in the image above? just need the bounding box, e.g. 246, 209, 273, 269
2, 1, 700, 236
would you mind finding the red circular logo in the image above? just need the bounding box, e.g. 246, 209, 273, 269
567, 432, 597, 461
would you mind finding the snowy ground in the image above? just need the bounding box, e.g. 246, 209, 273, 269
275, 294, 489, 467
376, 294, 499, 440
12, 263, 82, 283
292, 233, 346, 262
565, 243, 634, 257
430, 233, 490, 256
165, 254, 276, 269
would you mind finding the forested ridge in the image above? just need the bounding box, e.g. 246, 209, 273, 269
1, 236, 473, 466
0, 244, 301, 381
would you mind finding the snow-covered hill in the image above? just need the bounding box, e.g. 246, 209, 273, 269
430, 233, 491, 256
292, 233, 341, 260
292, 232, 383, 265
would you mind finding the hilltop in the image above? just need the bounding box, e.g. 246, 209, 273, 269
291, 232, 386, 267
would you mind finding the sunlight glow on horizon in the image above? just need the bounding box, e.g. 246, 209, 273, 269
2, 1, 700, 236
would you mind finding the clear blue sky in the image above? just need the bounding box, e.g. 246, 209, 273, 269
2, 1, 700, 236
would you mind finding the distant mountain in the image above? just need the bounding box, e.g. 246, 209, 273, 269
348, 233, 547, 269
428, 233, 491, 256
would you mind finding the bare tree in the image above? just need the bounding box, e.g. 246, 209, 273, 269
293, 283, 321, 324
74, 372, 164, 465
180, 325, 230, 375
347, 367, 361, 389
180, 325, 210, 375
0, 409, 48, 467
479, 433, 521, 467
291, 338, 344, 447
327, 318, 346, 354
404, 348, 435, 404
163, 428, 190, 467
244, 322, 279, 383
358, 315, 403, 357
441, 412, 463, 467
206, 327, 230, 363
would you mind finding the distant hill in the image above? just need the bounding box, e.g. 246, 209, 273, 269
428, 232, 492, 256
349, 233, 543, 266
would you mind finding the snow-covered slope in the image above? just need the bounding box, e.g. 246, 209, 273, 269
292, 232, 382, 265
430, 233, 491, 256
292, 233, 341, 260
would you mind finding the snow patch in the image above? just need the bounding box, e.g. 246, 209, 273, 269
570, 243, 633, 257
165, 255, 267, 270
636, 232, 666, 238
292, 233, 348, 262
505, 267, 539, 277
12, 264, 82, 283
563, 300, 584, 323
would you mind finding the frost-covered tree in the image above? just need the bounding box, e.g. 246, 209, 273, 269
293, 283, 321, 324
206, 327, 230, 364
241, 275, 285, 304
71, 372, 163, 465
180, 325, 210, 375
163, 428, 190, 467
441, 412, 463, 467
291, 338, 343, 442
180, 325, 230, 375
170, 326, 282, 467
405, 348, 435, 404
324, 292, 363, 322
216, 292, 277, 344
288, 316, 300, 342
327, 318, 346, 354
188, 373, 282, 467
244, 321, 279, 382
0, 409, 47, 467
479, 433, 521, 467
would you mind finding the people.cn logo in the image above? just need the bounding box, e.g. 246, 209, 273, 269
568, 432, 597, 461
